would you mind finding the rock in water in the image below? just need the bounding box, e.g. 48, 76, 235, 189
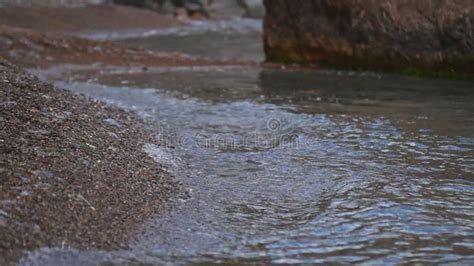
263, 0, 474, 76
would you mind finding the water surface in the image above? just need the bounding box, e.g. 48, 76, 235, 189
23, 18, 474, 265
90, 19, 264, 62
27, 64, 474, 265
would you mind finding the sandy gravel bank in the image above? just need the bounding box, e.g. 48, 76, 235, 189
0, 60, 180, 265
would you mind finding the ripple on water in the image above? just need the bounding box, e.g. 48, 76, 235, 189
24, 65, 474, 264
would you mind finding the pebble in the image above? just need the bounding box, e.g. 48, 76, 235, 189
0, 100, 17, 107
104, 118, 122, 128
0, 209, 9, 227
33, 224, 42, 234
28, 129, 50, 135
108, 132, 119, 138
86, 143, 97, 149
107, 146, 118, 152
0, 209, 9, 218
32, 170, 54, 178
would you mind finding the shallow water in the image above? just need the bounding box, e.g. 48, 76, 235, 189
26, 64, 474, 265
88, 18, 264, 61
25, 19, 474, 265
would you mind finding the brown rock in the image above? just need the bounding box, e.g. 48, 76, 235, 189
263, 0, 474, 75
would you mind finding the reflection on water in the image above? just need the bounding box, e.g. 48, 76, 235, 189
26, 65, 474, 265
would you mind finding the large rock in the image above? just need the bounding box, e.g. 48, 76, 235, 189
263, 0, 474, 75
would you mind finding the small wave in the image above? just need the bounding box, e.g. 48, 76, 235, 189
81, 18, 262, 41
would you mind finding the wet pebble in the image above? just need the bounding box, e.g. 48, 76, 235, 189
107, 146, 118, 152
104, 118, 122, 127
33, 224, 42, 234
28, 129, 50, 135
0, 209, 9, 227
32, 170, 54, 178
108, 132, 119, 138
0, 100, 17, 107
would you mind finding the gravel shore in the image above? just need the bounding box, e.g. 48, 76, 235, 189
0, 25, 250, 69
0, 60, 180, 265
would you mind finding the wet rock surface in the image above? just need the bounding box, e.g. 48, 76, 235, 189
0, 61, 180, 265
263, 0, 474, 75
